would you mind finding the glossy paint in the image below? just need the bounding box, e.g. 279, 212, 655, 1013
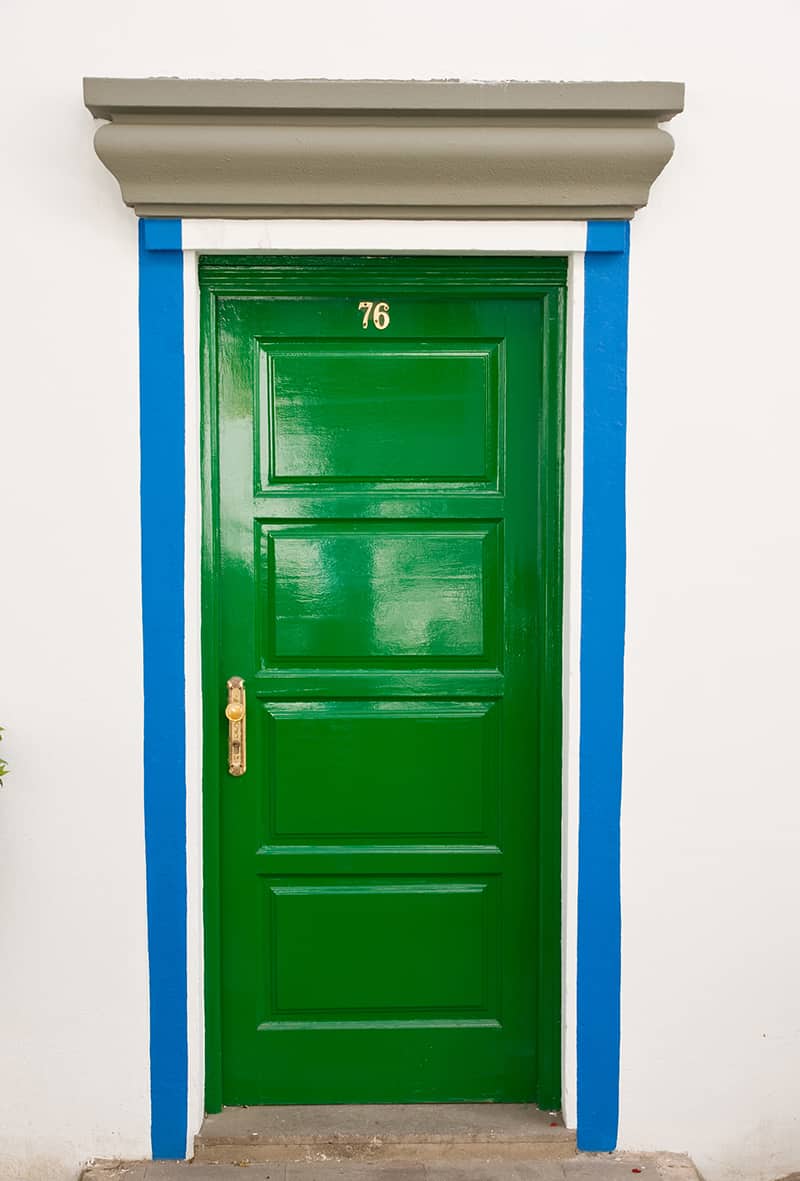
577, 223, 629, 1149
138, 219, 187, 1158
201, 256, 566, 1108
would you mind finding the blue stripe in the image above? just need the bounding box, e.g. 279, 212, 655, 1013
138, 218, 188, 1159
577, 219, 630, 1150
134, 220, 625, 1153
585, 220, 628, 254
143, 218, 184, 252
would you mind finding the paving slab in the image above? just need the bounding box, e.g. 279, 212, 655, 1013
286, 1167, 425, 1181
83, 1167, 288, 1180
421, 1163, 566, 1180
82, 1152, 701, 1181
563, 1156, 700, 1181
150, 1170, 286, 1181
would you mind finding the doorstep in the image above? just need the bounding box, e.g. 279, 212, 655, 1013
194, 1104, 575, 1164
82, 1152, 702, 1180
81, 1105, 700, 1180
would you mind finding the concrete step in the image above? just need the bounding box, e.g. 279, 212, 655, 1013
194, 1104, 576, 1164
82, 1151, 702, 1180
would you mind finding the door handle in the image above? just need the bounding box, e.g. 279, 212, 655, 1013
225, 676, 246, 776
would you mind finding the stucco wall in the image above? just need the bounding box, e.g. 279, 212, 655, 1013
1, 2, 798, 1179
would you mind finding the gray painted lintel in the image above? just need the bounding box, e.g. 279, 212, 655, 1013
83, 78, 684, 220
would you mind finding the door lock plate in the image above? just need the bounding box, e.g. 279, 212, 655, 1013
225, 676, 246, 776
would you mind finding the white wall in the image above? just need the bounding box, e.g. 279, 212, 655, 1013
1, 2, 799, 1179
0, 45, 150, 1181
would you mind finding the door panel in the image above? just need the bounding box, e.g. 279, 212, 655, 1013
259, 341, 499, 487
264, 880, 495, 1017
202, 256, 566, 1107
259, 521, 499, 664
264, 700, 499, 842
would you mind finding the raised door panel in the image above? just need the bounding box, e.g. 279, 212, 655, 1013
259, 340, 501, 489
261, 880, 496, 1023
263, 700, 500, 843
258, 521, 501, 666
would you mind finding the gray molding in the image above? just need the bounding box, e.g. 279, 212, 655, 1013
83, 78, 684, 220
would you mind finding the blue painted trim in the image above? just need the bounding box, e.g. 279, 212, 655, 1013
144, 218, 183, 252
577, 219, 629, 1150
134, 219, 628, 1154
586, 220, 629, 254
139, 217, 188, 1160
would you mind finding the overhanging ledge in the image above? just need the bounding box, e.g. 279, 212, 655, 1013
83, 78, 684, 220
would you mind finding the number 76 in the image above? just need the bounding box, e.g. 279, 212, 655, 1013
358, 301, 391, 330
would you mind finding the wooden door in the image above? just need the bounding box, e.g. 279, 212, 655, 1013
201, 255, 565, 1107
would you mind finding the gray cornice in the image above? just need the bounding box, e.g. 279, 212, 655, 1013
83, 78, 684, 220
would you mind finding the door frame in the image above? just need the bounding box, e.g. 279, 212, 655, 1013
199, 253, 568, 1113
137, 217, 628, 1159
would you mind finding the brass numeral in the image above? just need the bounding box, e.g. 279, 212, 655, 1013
358, 300, 391, 330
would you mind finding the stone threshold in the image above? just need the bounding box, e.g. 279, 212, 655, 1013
194, 1104, 575, 1164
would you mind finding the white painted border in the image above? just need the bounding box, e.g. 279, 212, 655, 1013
183, 249, 205, 1157
181, 219, 586, 1142
561, 252, 584, 1130
181, 219, 587, 256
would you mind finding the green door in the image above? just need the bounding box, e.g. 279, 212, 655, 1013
201, 256, 566, 1109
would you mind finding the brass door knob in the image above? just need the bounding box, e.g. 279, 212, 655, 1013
225, 702, 245, 723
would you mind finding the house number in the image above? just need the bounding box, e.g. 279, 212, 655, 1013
358, 301, 391, 330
